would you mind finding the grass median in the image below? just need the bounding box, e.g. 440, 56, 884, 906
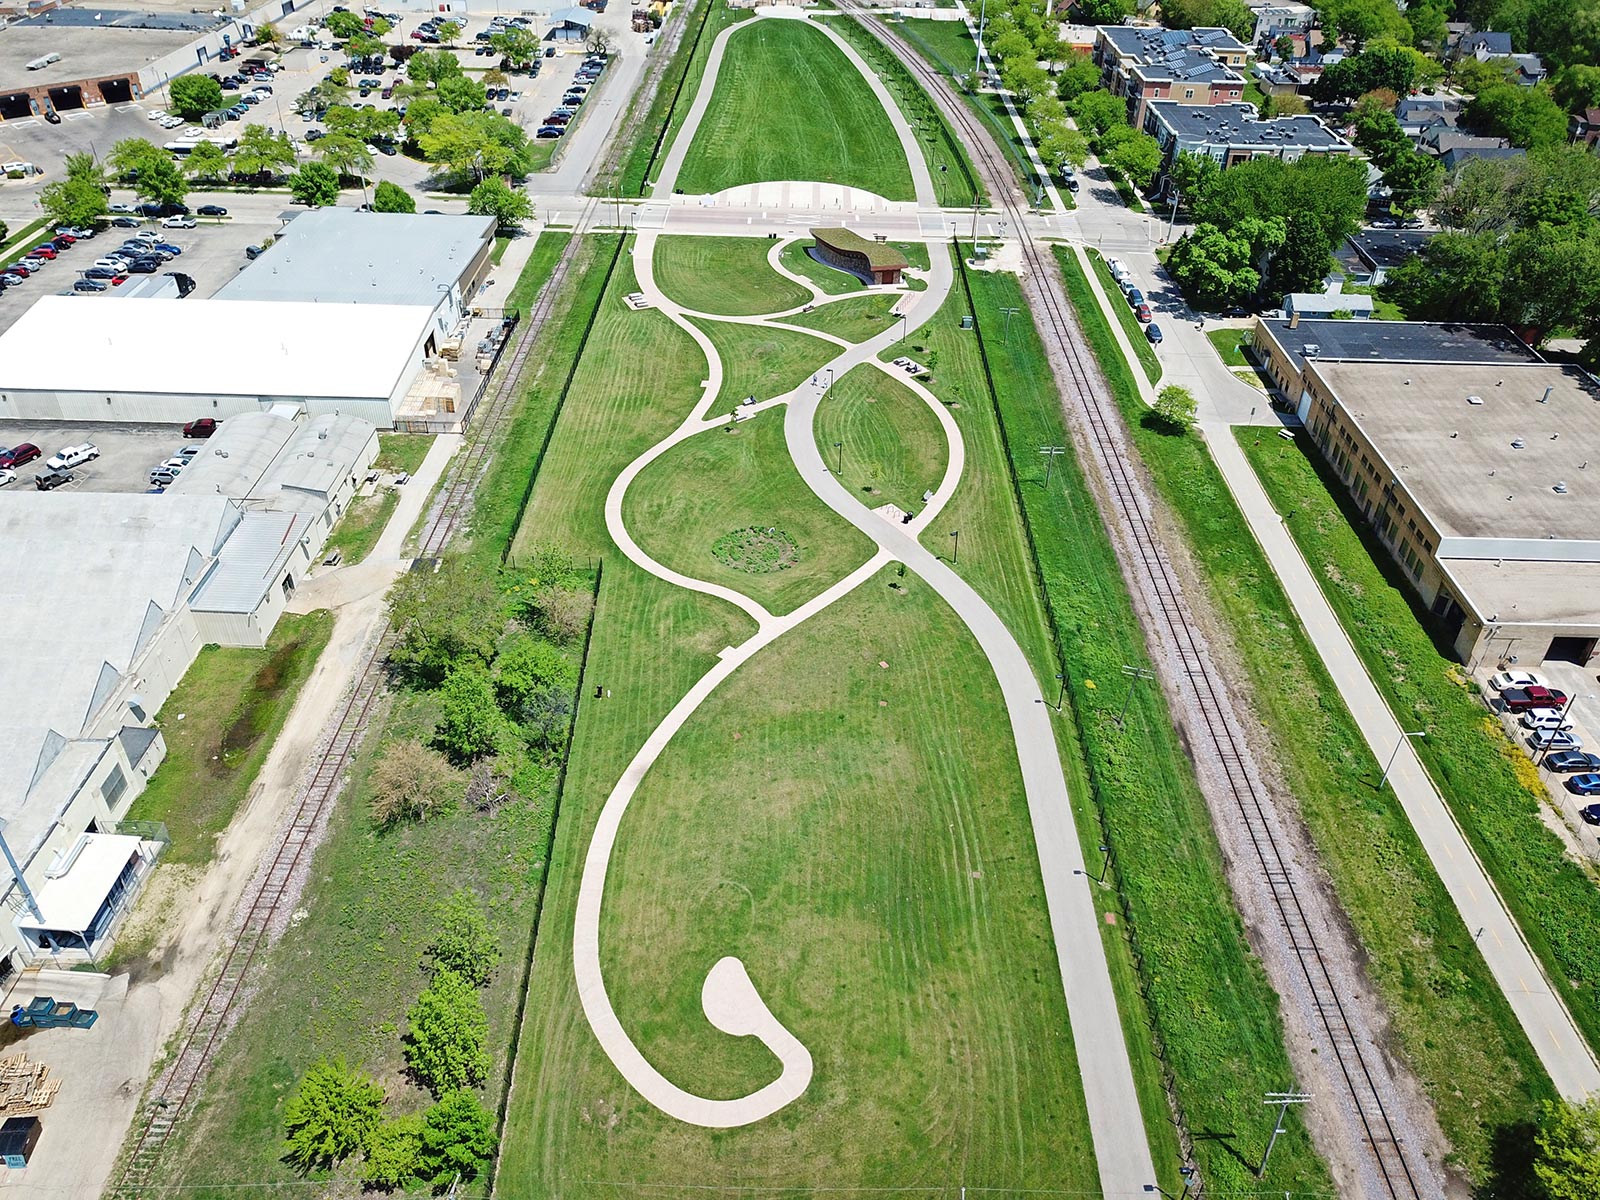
1055, 246, 1555, 1182
1086, 248, 1161, 383
653, 234, 809, 315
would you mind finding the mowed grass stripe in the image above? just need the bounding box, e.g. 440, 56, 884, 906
692, 316, 841, 417
789, 294, 902, 343
676, 18, 915, 200
653, 235, 812, 315
625, 407, 876, 615
815, 363, 948, 515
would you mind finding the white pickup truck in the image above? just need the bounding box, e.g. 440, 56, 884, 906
46, 443, 98, 471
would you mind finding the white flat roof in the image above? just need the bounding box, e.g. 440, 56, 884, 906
15, 834, 145, 934
0, 297, 436, 401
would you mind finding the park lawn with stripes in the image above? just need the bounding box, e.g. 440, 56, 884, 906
692, 316, 841, 417
788, 293, 903, 343
652, 235, 811, 316
624, 407, 876, 615
779, 239, 866, 295
502, 566, 1100, 1198
1057, 247, 1548, 1184
815, 363, 948, 514
676, 18, 916, 200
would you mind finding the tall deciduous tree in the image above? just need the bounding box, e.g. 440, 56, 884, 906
135, 156, 188, 207
414, 1091, 497, 1186
373, 179, 415, 212
426, 891, 501, 986
289, 160, 341, 206
232, 124, 296, 178
39, 177, 108, 227
434, 661, 504, 763
1534, 1098, 1600, 1200
184, 139, 228, 182
170, 74, 223, 118
404, 968, 490, 1094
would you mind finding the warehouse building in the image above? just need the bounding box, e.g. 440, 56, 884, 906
0, 297, 437, 428
1292, 354, 1600, 666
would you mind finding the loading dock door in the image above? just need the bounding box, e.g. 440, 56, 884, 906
47, 85, 84, 112
99, 78, 132, 104
0, 94, 34, 120
1546, 636, 1598, 666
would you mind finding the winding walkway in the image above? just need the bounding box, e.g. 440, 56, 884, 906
571, 11, 1159, 1195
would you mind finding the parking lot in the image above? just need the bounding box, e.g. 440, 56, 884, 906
0, 422, 200, 494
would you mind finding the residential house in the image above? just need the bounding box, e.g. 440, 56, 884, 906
1570, 106, 1600, 148
1334, 228, 1434, 286
1396, 95, 1462, 141
1283, 282, 1375, 319
1239, 0, 1314, 46
1094, 25, 1249, 124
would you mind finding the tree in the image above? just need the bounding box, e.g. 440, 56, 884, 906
1501, 224, 1600, 340
404, 968, 490, 1094
373, 179, 416, 212
1069, 89, 1129, 141
1261, 91, 1310, 116
232, 124, 296, 178
282, 1058, 385, 1173
368, 16, 392, 37
135, 156, 188, 207
1002, 59, 1052, 104
289, 160, 341, 206
1165, 0, 1254, 39
108, 137, 167, 183
1165, 150, 1220, 209
418, 109, 532, 177
255, 20, 281, 45
325, 102, 401, 142
1274, 34, 1297, 59
1403, 0, 1448, 49
319, 134, 374, 182
1464, 83, 1571, 149
1166, 218, 1283, 308
170, 74, 223, 119
1552, 63, 1600, 113
347, 32, 386, 57
1385, 230, 1508, 320
408, 48, 464, 86
438, 72, 488, 114
362, 1114, 423, 1191
1055, 50, 1101, 102
1318, 0, 1412, 46
370, 739, 461, 825
39, 177, 107, 228
1380, 147, 1443, 214
184, 139, 228, 182
1269, 209, 1341, 293
1314, 44, 1424, 101
1037, 120, 1089, 173
437, 18, 462, 45
1106, 130, 1162, 188
426, 891, 501, 986
63, 150, 103, 185
1153, 385, 1197, 431
1074, 0, 1134, 21
489, 26, 540, 66
324, 9, 364, 38
1534, 1097, 1600, 1200
484, 67, 509, 88
414, 1091, 497, 1187
388, 559, 502, 684
435, 661, 504, 764
468, 175, 532, 229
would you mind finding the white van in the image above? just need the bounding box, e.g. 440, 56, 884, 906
2, 162, 38, 177
25, 52, 60, 70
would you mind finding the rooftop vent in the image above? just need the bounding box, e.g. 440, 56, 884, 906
1302, 342, 1320, 356
1512, 438, 1525, 449
1554, 481, 1570, 493
1467, 394, 1484, 405
1540, 385, 1553, 403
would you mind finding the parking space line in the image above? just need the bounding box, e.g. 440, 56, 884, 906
116, 104, 143, 112
64, 112, 93, 121
9, 120, 39, 130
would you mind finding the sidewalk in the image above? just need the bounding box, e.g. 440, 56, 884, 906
1206, 420, 1600, 1099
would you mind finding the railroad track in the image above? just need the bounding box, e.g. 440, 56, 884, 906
110, 206, 600, 1197
839, 9, 1427, 1198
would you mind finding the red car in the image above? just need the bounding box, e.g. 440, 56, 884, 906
0, 443, 41, 469
183, 417, 218, 439
7, 265, 30, 278
30, 245, 57, 259
1503, 685, 1570, 711
1134, 302, 1152, 323
109, 273, 129, 286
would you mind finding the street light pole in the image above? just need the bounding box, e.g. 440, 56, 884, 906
1055, 672, 1066, 711
949, 529, 960, 564
1379, 729, 1427, 790
1165, 186, 1181, 242
834, 440, 843, 475
1096, 842, 1111, 884
974, 0, 987, 78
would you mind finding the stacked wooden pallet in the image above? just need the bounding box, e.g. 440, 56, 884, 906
0, 1054, 58, 1116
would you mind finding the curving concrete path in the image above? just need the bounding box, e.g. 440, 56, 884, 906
571, 10, 1159, 1195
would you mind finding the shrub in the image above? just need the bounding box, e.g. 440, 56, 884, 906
1153, 384, 1197, 432
494, 632, 576, 713
403, 968, 490, 1094
388, 559, 502, 685
530, 584, 593, 644
369, 738, 461, 826
434, 661, 505, 764
361, 1113, 423, 1190
425, 890, 500, 986
282, 1058, 385, 1173
415, 1090, 497, 1186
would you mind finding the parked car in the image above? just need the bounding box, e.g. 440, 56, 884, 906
29, 245, 57, 259
110, 216, 142, 228
5, 265, 30, 278
85, 266, 122, 280
0, 468, 13, 487
1504, 685, 1570, 711
536, 125, 564, 138
184, 417, 218, 438
1565, 775, 1600, 798
1580, 803, 1600, 823
1134, 302, 1152, 323
0, 274, 22, 288
1489, 670, 1548, 693
1145, 323, 1164, 344
149, 466, 181, 485
1544, 750, 1600, 773
1528, 729, 1583, 752
18, 257, 47, 272
34, 471, 73, 490
196, 204, 229, 217
46, 443, 98, 471
72, 278, 107, 292
1125, 287, 1145, 307
0, 443, 41, 468
109, 203, 137, 214
162, 215, 197, 229
1520, 708, 1574, 731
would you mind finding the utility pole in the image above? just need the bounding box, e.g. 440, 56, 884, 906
1039, 445, 1065, 488
1379, 729, 1426, 790
969, 197, 980, 243
999, 305, 1020, 343
1165, 186, 1182, 242
974, 0, 987, 78
1258, 1092, 1311, 1178
1116, 664, 1155, 728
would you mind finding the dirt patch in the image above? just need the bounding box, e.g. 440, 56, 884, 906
218, 634, 313, 765
712, 526, 799, 573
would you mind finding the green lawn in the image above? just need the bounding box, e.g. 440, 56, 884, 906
1087, 249, 1161, 383
815, 14, 984, 208
125, 612, 334, 866
778, 239, 865, 296
787, 293, 901, 342
1205, 327, 1252, 367
323, 488, 397, 566
942, 253, 1331, 1196
503, 230, 574, 321
377, 432, 434, 476
691, 316, 841, 418
1057, 246, 1554, 1183
491, 234, 511, 265
624, 407, 876, 614
503, 567, 1099, 1198
676, 18, 915, 200
814, 363, 947, 513
1243, 432, 1600, 1073
653, 235, 810, 315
